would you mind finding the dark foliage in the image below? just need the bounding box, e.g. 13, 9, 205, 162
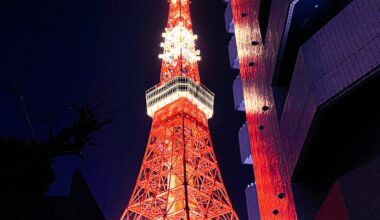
0, 107, 111, 196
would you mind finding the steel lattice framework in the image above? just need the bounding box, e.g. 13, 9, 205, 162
121, 0, 238, 219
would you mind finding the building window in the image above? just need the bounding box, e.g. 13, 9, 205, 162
258, 0, 272, 44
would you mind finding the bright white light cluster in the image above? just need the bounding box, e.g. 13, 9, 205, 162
158, 22, 201, 64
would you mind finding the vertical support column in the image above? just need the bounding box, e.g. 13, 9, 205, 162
230, 0, 298, 219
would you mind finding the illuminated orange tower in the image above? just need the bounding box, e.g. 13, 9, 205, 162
120, 0, 238, 219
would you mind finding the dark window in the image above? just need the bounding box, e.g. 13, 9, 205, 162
258, 0, 272, 44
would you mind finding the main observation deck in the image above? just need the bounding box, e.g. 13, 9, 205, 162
146, 76, 214, 119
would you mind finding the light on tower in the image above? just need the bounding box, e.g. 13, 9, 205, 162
121, 0, 239, 219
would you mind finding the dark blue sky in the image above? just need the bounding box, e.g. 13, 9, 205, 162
0, 0, 253, 219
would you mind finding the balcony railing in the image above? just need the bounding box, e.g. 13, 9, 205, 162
146, 76, 214, 119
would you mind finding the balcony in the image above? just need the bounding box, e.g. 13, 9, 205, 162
228, 35, 239, 69
233, 75, 245, 111
224, 0, 234, 33
238, 122, 252, 165
245, 182, 260, 220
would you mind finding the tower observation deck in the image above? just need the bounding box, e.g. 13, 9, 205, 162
121, 0, 238, 219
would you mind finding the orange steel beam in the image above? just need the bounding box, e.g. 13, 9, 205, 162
121, 0, 238, 219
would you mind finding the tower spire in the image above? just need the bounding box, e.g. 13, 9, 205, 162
159, 0, 201, 84
121, 1, 238, 219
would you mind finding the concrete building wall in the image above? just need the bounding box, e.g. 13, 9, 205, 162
339, 156, 380, 219
226, 0, 379, 219
280, 0, 380, 173
229, 0, 298, 218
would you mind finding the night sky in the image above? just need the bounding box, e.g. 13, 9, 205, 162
0, 0, 253, 219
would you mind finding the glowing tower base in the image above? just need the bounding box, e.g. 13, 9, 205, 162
122, 97, 237, 219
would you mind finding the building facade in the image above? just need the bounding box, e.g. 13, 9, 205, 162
225, 0, 379, 219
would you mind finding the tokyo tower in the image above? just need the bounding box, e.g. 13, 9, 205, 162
121, 0, 238, 219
